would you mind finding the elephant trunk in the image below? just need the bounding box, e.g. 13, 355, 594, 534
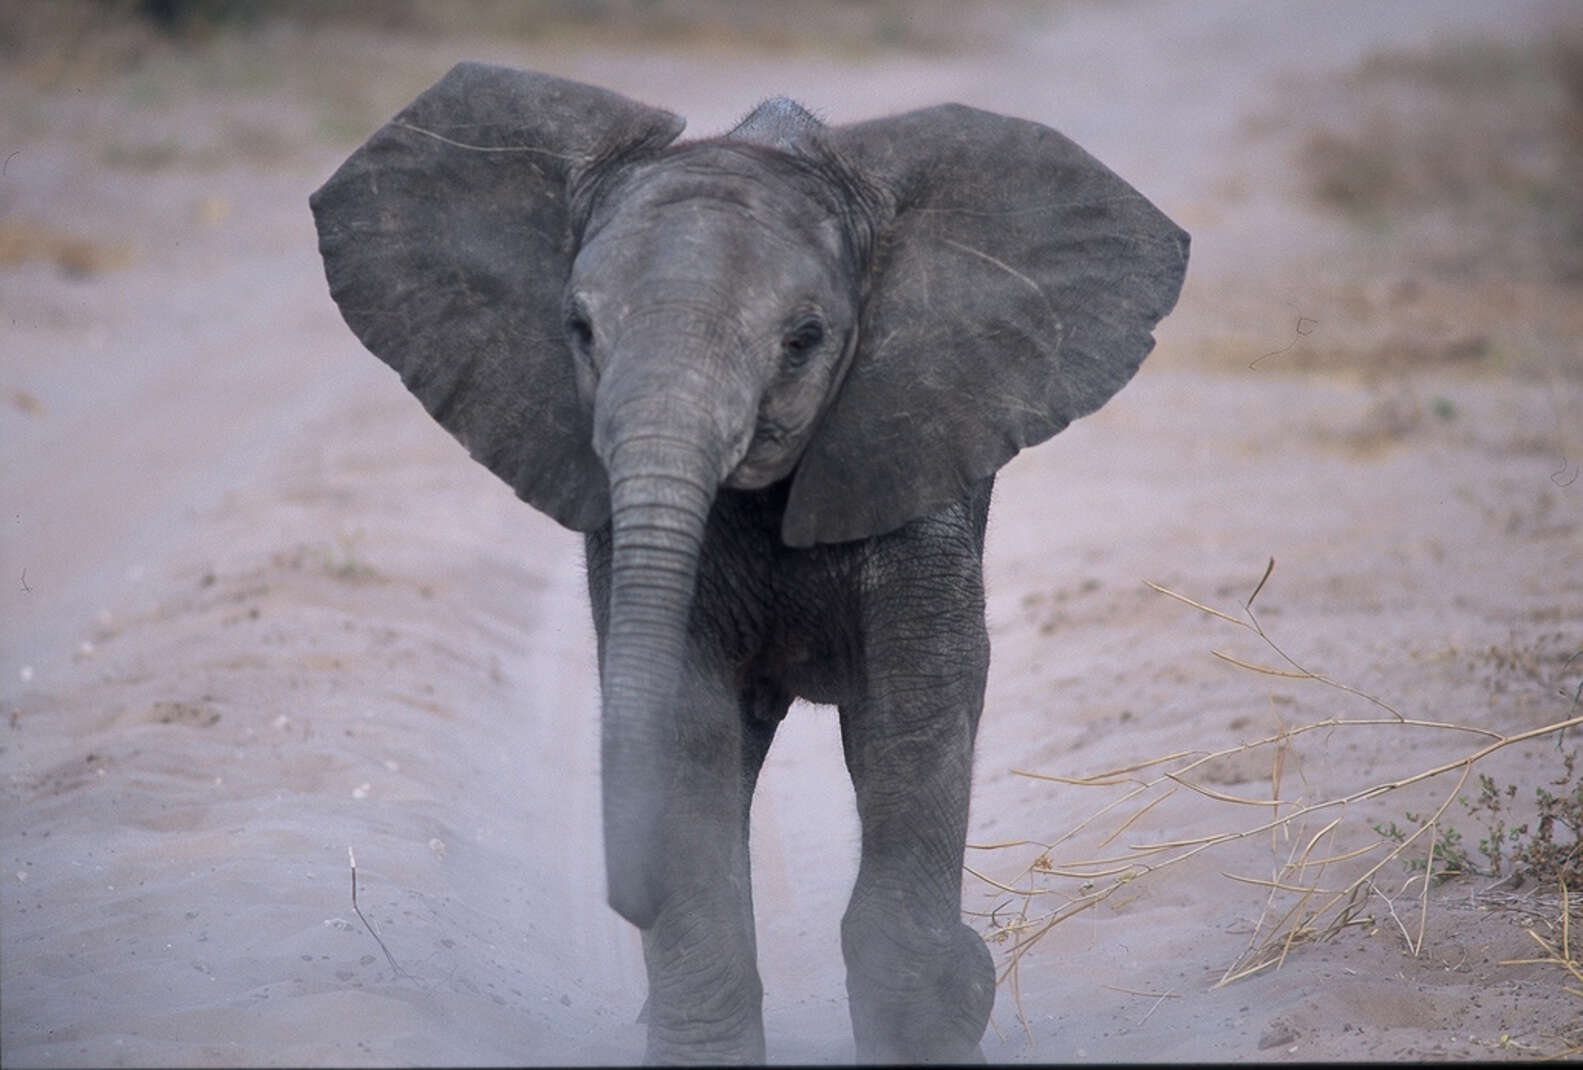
597, 420, 727, 929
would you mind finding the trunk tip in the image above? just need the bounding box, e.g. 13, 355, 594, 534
606, 861, 662, 930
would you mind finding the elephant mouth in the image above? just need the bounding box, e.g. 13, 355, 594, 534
723, 412, 820, 491
723, 449, 795, 491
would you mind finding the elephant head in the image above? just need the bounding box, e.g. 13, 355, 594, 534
311, 63, 1187, 928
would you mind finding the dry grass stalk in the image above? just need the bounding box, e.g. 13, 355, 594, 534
1499, 879, 1583, 997
349, 845, 407, 980
973, 559, 1583, 1031
1496, 879, 1583, 1056
1101, 984, 1181, 1026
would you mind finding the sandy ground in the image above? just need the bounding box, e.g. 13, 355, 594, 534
4, 1, 1582, 1064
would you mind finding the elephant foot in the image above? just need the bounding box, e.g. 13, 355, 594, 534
641, 981, 765, 1065
639, 909, 766, 1065
644, 1022, 765, 1067
844, 915, 995, 1064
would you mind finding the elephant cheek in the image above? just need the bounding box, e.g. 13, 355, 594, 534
572, 353, 599, 409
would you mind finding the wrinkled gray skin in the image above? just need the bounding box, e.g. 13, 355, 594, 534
312, 64, 1187, 1064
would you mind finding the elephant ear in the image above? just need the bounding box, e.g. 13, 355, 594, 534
310, 63, 684, 532
783, 104, 1189, 546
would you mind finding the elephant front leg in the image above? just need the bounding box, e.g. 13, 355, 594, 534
635, 664, 775, 1065
838, 560, 996, 1062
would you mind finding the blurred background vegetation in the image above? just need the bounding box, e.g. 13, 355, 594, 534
1300, 35, 1583, 285
2, 0, 1026, 59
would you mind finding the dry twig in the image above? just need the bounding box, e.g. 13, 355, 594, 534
973, 559, 1583, 1034
349, 846, 407, 980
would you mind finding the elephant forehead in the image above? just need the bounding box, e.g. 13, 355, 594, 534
576, 211, 847, 321
576, 207, 807, 306
594, 145, 845, 252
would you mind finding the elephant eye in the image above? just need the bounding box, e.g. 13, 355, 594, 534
781, 317, 825, 366
565, 310, 594, 352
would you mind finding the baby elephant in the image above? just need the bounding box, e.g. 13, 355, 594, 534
312, 64, 1186, 1064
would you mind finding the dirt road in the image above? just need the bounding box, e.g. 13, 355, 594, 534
4, 1, 1580, 1063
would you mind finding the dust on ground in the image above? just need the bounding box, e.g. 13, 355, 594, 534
3, 1, 1581, 1064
